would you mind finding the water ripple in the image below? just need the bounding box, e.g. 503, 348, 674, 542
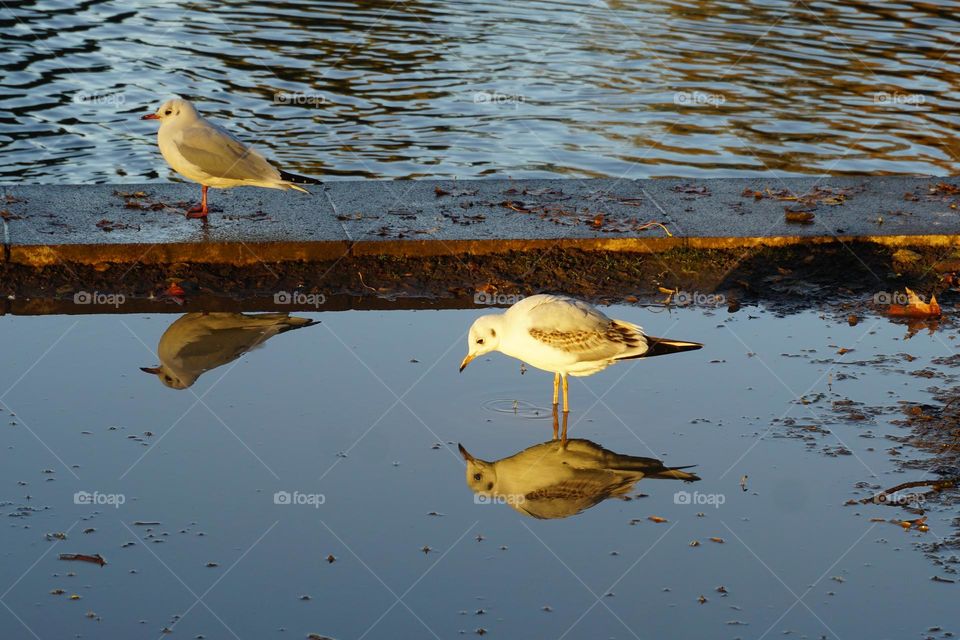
1, 0, 959, 183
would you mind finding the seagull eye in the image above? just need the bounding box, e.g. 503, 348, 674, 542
490, 329, 496, 337
164, 109, 172, 115
473, 473, 482, 481
476, 338, 484, 345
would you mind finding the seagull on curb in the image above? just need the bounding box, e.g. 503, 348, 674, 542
140, 312, 316, 389
459, 294, 703, 413
141, 98, 323, 218
459, 439, 699, 519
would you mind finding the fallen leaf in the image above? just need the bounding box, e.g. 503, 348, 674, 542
165, 282, 186, 297
887, 288, 941, 318
59, 553, 106, 567
785, 210, 815, 224
648, 516, 667, 523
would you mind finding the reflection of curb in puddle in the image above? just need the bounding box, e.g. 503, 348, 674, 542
481, 399, 553, 419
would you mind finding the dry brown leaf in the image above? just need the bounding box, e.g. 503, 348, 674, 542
888, 288, 941, 318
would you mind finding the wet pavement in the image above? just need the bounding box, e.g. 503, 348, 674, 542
5, 178, 960, 267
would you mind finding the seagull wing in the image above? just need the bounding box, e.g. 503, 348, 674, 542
174, 122, 280, 183
524, 297, 648, 361
517, 473, 639, 519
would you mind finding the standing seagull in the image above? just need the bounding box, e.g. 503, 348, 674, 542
141, 98, 323, 218
459, 294, 702, 413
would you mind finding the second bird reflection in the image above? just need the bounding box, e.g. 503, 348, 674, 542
459, 424, 699, 520
140, 312, 316, 389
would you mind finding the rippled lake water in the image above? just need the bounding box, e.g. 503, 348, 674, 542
1, 304, 958, 639
2, 0, 960, 183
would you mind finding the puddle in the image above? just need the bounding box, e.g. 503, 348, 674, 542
0, 304, 957, 639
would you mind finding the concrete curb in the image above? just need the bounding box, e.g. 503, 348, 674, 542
3, 177, 960, 267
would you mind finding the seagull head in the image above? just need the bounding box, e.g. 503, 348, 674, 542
139, 365, 190, 390
460, 314, 503, 371
141, 98, 199, 124
459, 444, 497, 495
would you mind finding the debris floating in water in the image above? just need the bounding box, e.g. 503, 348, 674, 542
59, 553, 106, 567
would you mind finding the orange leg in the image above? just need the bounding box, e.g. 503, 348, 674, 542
187, 185, 209, 218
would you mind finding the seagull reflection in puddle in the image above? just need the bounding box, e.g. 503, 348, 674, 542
140, 312, 316, 389
459, 420, 699, 520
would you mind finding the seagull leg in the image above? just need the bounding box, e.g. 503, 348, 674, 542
552, 405, 559, 440
186, 185, 209, 218
552, 372, 560, 407
562, 374, 570, 414
560, 409, 568, 444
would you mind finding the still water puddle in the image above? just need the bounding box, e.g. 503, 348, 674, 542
0, 304, 957, 639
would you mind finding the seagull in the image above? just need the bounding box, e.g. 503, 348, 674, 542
141, 98, 323, 218
459, 294, 702, 413
140, 312, 316, 389
459, 439, 699, 519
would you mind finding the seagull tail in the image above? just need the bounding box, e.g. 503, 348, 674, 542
647, 465, 700, 482
279, 170, 325, 194
637, 335, 703, 358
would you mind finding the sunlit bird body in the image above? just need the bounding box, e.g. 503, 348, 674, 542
459, 439, 699, 519
460, 294, 703, 412
141, 98, 322, 218
140, 312, 316, 389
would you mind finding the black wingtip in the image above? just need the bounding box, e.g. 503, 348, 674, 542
641, 336, 703, 358
279, 169, 325, 186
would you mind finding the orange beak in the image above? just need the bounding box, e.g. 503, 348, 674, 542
141, 113, 159, 120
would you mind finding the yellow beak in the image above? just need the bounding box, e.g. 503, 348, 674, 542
459, 354, 475, 372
